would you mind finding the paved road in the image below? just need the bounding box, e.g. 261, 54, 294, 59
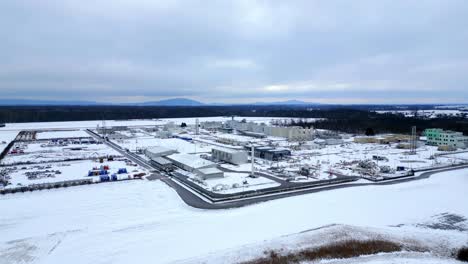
86, 129, 468, 210
158, 164, 468, 209
86, 130, 154, 171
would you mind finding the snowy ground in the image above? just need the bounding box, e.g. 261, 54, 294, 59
35, 130, 90, 139
2, 159, 142, 188
0, 167, 467, 264
1, 141, 120, 165
0, 117, 285, 131
376, 109, 467, 118
182, 224, 467, 264
114, 137, 212, 154
0, 130, 19, 152
186, 171, 280, 194
277, 142, 468, 179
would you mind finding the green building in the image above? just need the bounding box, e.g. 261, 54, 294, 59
423, 128, 468, 148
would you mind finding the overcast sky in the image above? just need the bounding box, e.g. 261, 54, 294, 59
1, 0, 468, 104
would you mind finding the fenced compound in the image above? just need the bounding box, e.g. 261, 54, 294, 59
0, 176, 140, 195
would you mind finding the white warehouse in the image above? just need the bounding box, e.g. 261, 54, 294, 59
144, 146, 177, 159
226, 120, 313, 141
212, 148, 248, 165
166, 153, 224, 179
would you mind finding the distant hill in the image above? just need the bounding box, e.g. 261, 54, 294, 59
0, 98, 319, 106
252, 100, 319, 105
139, 98, 204, 106
0, 99, 100, 106
0, 98, 204, 106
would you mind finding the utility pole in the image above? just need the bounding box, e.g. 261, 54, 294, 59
251, 144, 255, 177
410, 126, 417, 155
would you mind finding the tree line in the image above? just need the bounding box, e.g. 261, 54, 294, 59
0, 106, 466, 135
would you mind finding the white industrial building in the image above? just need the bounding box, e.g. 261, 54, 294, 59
201, 121, 224, 131
226, 120, 313, 141
144, 146, 177, 159
167, 153, 224, 179
212, 148, 248, 165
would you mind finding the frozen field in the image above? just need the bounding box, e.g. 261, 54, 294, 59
376, 109, 467, 118
115, 137, 212, 154
0, 117, 284, 131
36, 130, 90, 139
0, 168, 467, 263
1, 141, 120, 165
0, 130, 19, 152
3, 159, 140, 188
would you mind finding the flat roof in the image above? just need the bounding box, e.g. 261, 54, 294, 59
212, 147, 245, 154
145, 146, 176, 154
152, 157, 172, 165
256, 146, 273, 150
267, 148, 291, 153
167, 153, 215, 169
197, 167, 223, 175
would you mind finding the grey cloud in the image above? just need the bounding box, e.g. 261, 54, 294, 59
0, 0, 467, 103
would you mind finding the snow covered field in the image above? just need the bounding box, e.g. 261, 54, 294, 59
2, 159, 140, 188
115, 137, 212, 154
0, 117, 284, 131
376, 109, 467, 118
0, 117, 467, 263
274, 141, 468, 179
35, 130, 90, 139
185, 224, 467, 264
0, 130, 19, 152
1, 141, 120, 165
1, 168, 467, 263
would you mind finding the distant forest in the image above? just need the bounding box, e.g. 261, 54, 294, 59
0, 105, 466, 135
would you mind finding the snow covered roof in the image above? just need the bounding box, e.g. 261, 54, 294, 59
167, 154, 215, 169
197, 167, 223, 175
274, 147, 289, 151
145, 146, 176, 156
212, 147, 244, 154
256, 146, 273, 150
152, 157, 172, 165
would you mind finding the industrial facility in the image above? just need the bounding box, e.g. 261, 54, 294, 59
251, 146, 291, 161
226, 120, 314, 141
166, 153, 224, 179
2, 117, 467, 199
211, 147, 248, 165
424, 128, 468, 149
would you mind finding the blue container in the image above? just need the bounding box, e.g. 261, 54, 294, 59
111, 174, 118, 181
118, 168, 127, 174
88, 171, 94, 177
100, 175, 110, 182
99, 170, 108, 175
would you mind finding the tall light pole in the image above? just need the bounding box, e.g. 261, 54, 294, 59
251, 144, 255, 177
